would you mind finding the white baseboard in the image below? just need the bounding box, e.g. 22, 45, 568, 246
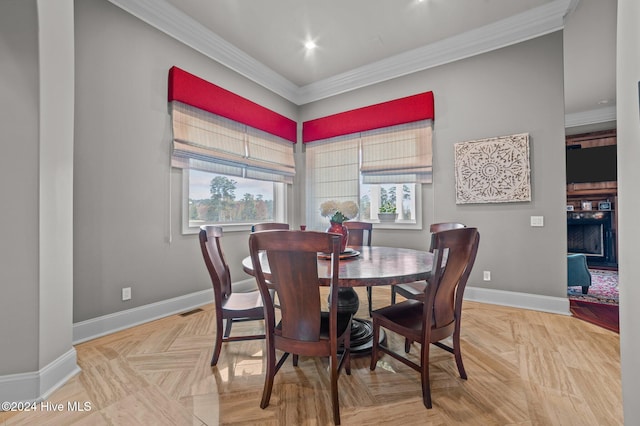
73, 283, 569, 346
72, 288, 214, 344
0, 348, 80, 406
464, 286, 571, 315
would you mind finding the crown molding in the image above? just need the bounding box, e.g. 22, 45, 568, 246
108, 0, 574, 106
565, 106, 617, 127
107, 0, 299, 102
297, 0, 572, 104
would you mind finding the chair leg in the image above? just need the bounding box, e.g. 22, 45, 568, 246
293, 354, 299, 366
391, 287, 396, 304
370, 319, 379, 371
330, 352, 341, 425
582, 286, 589, 295
223, 317, 233, 337
260, 343, 276, 409
367, 286, 373, 316
453, 329, 467, 380
211, 316, 224, 366
420, 342, 433, 409
345, 320, 351, 375
405, 338, 412, 353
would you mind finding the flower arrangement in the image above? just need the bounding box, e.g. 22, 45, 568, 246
320, 200, 359, 224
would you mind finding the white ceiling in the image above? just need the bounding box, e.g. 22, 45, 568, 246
163, 0, 554, 87
109, 0, 616, 125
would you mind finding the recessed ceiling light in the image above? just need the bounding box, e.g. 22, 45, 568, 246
304, 40, 317, 50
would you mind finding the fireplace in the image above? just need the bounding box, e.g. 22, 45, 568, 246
567, 211, 616, 267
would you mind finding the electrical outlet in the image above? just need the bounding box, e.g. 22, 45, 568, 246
122, 287, 132, 301
483, 271, 491, 281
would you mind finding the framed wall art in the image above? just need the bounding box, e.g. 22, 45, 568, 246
598, 201, 612, 211
454, 133, 531, 204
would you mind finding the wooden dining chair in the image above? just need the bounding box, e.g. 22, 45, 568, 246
370, 227, 479, 409
391, 222, 466, 304
343, 221, 375, 315
199, 225, 265, 366
251, 222, 290, 232
249, 230, 352, 425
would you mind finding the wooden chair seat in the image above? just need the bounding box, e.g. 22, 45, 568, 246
392, 281, 429, 301
222, 291, 263, 312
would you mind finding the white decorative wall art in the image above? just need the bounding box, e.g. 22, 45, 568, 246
454, 133, 531, 204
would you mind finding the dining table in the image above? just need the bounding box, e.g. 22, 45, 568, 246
242, 245, 434, 355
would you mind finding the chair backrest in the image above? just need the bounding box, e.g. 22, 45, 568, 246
343, 221, 372, 247
425, 227, 479, 332
249, 230, 341, 343
199, 225, 232, 303
429, 222, 466, 252
251, 222, 290, 232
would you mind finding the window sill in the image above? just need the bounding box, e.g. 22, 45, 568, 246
372, 220, 422, 230
183, 222, 254, 235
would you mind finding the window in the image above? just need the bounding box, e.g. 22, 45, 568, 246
170, 101, 294, 233
305, 120, 430, 231
360, 183, 417, 222
168, 67, 297, 233
183, 169, 285, 233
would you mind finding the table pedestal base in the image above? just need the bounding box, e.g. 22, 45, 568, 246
335, 287, 385, 356
348, 318, 385, 356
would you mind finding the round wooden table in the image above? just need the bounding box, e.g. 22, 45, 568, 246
242, 246, 434, 355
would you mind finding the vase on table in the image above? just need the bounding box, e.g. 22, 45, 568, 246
327, 221, 349, 253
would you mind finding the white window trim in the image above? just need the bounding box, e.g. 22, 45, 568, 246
370, 184, 423, 230
180, 169, 288, 234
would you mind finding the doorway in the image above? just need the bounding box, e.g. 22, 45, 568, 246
565, 130, 618, 323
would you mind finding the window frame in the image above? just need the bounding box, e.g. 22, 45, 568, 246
362, 183, 423, 230
180, 169, 288, 234
304, 125, 429, 231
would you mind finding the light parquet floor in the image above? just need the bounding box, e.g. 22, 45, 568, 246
1, 287, 622, 425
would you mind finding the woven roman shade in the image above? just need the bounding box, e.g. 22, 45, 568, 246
168, 67, 296, 183
171, 102, 295, 183
305, 135, 360, 231
360, 120, 433, 184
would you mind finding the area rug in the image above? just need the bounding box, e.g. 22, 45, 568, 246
570, 299, 619, 333
567, 269, 618, 305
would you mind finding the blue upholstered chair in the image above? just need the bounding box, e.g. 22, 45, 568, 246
568, 253, 591, 294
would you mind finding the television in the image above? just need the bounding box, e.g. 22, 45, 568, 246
566, 144, 617, 184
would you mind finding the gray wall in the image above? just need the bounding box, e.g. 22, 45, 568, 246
0, 0, 40, 375
300, 32, 568, 298
73, 0, 298, 322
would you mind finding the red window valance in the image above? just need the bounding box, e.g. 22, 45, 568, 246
302, 91, 434, 143
168, 66, 297, 143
